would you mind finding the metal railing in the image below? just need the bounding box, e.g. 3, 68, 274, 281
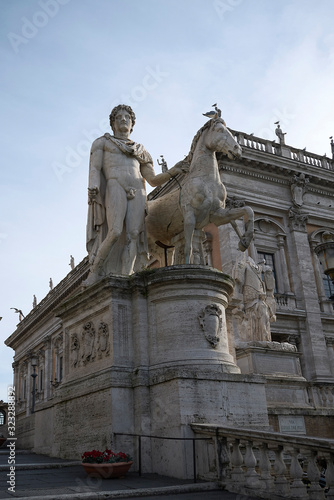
113, 432, 213, 483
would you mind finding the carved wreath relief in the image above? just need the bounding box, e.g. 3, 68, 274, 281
198, 304, 223, 348
70, 321, 110, 368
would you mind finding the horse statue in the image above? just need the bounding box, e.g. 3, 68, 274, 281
146, 117, 254, 264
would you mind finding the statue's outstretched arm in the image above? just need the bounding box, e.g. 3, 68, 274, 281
141, 160, 189, 187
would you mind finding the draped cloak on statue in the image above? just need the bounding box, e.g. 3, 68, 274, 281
86, 133, 151, 275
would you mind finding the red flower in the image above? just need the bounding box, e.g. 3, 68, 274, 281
81, 449, 132, 464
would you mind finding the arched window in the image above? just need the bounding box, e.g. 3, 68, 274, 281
0, 410, 5, 425
320, 262, 334, 300
309, 229, 334, 310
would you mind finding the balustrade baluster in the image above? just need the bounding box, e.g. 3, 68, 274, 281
217, 436, 231, 483
325, 453, 334, 500
238, 133, 245, 146
265, 140, 273, 153
258, 442, 274, 493
230, 438, 245, 491
191, 425, 334, 500
305, 449, 325, 500
273, 445, 290, 497
289, 448, 308, 499
244, 440, 261, 491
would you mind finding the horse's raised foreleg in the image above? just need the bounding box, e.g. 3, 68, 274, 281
241, 206, 254, 251
210, 206, 254, 251
183, 210, 196, 264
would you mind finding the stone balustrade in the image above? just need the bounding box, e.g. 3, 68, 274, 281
274, 293, 297, 310
191, 423, 334, 499
309, 385, 334, 409
230, 129, 334, 172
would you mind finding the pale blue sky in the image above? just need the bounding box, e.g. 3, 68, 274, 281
1, 0, 333, 400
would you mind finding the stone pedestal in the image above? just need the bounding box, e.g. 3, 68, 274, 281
47, 266, 269, 478
145, 265, 238, 370
236, 342, 310, 409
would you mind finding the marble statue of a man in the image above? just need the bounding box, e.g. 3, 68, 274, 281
85, 104, 186, 284
232, 256, 275, 342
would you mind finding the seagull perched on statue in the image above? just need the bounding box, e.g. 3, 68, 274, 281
203, 103, 222, 119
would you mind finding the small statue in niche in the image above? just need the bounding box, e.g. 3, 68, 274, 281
70, 334, 80, 368
97, 322, 110, 358
81, 322, 96, 364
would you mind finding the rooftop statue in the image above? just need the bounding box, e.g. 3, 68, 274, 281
85, 104, 187, 284
274, 121, 287, 145
157, 155, 168, 173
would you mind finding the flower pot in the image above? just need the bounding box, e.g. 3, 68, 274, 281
81, 461, 133, 479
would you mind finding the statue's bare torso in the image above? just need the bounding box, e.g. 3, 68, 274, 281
100, 138, 146, 191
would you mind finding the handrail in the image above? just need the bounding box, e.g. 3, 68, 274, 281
113, 431, 212, 483
191, 424, 334, 452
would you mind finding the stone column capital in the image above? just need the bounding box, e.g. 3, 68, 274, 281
276, 233, 286, 247
288, 207, 309, 232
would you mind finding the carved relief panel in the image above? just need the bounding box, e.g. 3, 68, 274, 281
70, 320, 110, 369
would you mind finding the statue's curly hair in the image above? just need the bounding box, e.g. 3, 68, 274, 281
109, 104, 136, 133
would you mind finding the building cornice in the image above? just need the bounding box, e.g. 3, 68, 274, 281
220, 128, 334, 191
5, 257, 89, 349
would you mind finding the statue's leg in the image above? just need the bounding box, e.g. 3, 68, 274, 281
183, 209, 196, 264
210, 206, 254, 251
243, 206, 254, 246
122, 190, 146, 275
90, 182, 127, 276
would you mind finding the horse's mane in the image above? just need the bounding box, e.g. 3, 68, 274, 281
184, 118, 226, 164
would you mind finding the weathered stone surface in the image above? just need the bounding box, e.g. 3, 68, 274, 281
30, 266, 270, 478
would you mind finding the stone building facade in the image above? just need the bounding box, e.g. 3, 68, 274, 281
147, 129, 334, 440
5, 128, 334, 466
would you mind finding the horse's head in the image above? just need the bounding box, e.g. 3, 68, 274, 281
205, 118, 242, 160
